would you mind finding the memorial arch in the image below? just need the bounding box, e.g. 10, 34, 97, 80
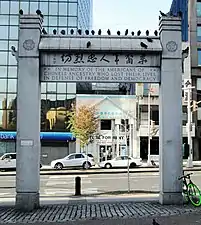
16, 14, 183, 211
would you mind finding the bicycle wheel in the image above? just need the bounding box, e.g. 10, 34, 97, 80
183, 184, 189, 204
187, 183, 201, 206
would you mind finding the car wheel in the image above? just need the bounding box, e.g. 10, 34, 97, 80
129, 162, 137, 168
54, 163, 63, 170
83, 161, 91, 169
105, 163, 112, 169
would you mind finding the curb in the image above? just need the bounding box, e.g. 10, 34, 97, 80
0, 167, 201, 176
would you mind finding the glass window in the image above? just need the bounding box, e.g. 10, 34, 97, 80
0, 15, 9, 26
75, 154, 84, 159
59, 3, 67, 15
49, 16, 57, 26
10, 1, 19, 14
0, 94, 7, 109
67, 83, 76, 93
9, 26, 19, 39
9, 53, 17, 66
197, 78, 201, 90
197, 2, 201, 17
59, 17, 67, 26
47, 94, 56, 103
0, 79, 7, 92
10, 16, 19, 26
197, 107, 201, 120
67, 94, 76, 100
68, 17, 77, 26
7, 79, 17, 92
56, 95, 66, 107
198, 49, 201, 66
0, 110, 3, 129
0, 66, 7, 78
41, 83, 47, 93
57, 83, 66, 93
8, 66, 17, 78
39, 2, 48, 15
68, 3, 77, 16
100, 120, 111, 130
1, 1, 9, 14
49, 2, 58, 15
41, 94, 46, 100
7, 94, 16, 110
198, 26, 201, 41
47, 83, 56, 93
7, 110, 17, 130
0, 52, 7, 65
30, 2, 39, 14
0, 26, 8, 39
68, 154, 75, 159
19, 2, 29, 14
0, 41, 8, 50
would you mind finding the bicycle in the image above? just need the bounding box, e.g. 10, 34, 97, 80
178, 172, 201, 206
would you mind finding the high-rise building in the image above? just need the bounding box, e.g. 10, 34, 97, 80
170, 0, 201, 160
0, 0, 93, 158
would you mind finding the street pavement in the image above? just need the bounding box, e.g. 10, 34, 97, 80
0, 202, 201, 224
0, 171, 201, 198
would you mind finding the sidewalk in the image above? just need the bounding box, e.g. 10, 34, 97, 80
0, 198, 201, 224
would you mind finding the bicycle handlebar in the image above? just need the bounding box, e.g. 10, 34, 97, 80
178, 173, 193, 180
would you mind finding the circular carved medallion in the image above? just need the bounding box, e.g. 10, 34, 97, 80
166, 41, 178, 52
23, 39, 35, 51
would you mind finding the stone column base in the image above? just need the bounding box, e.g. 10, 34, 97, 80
159, 192, 183, 205
16, 192, 40, 211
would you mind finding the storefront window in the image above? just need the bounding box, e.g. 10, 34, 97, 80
197, 2, 201, 17
198, 49, 201, 65
100, 120, 111, 130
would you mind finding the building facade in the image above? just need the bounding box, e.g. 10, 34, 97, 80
0, 0, 92, 163
170, 0, 201, 160
75, 94, 195, 163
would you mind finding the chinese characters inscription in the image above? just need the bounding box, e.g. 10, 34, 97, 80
57, 53, 149, 66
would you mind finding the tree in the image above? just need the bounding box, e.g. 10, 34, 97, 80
67, 105, 98, 148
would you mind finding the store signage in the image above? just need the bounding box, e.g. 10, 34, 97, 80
0, 132, 75, 141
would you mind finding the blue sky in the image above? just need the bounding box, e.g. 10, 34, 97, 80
93, 0, 173, 35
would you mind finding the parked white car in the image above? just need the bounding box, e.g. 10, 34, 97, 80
99, 156, 142, 169
50, 153, 95, 170
0, 153, 42, 171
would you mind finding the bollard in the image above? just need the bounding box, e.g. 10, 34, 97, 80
75, 176, 81, 196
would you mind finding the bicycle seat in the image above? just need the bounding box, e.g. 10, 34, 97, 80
178, 172, 193, 180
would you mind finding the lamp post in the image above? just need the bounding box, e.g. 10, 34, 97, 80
182, 84, 195, 168
147, 86, 155, 166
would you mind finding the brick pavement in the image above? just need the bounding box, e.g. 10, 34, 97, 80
0, 202, 200, 224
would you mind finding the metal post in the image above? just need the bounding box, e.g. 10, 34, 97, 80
147, 90, 152, 166
125, 119, 130, 193
186, 87, 193, 168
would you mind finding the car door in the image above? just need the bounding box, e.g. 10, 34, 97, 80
63, 154, 75, 167
10, 154, 16, 168
112, 157, 123, 167
74, 154, 85, 166
1, 154, 13, 169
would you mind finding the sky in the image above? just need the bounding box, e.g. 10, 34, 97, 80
93, 0, 173, 35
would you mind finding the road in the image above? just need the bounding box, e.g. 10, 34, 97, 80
0, 171, 201, 197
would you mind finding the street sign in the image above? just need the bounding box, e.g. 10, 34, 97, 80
183, 79, 192, 103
